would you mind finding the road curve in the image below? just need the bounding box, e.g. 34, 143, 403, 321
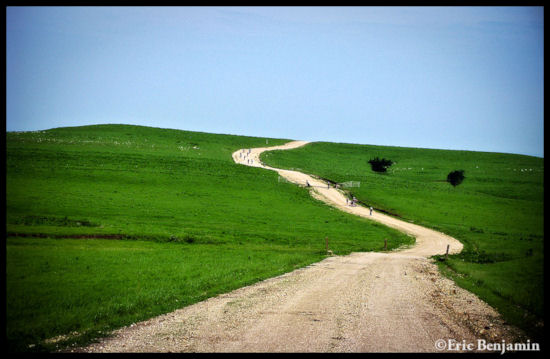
232, 140, 463, 258
76, 141, 521, 353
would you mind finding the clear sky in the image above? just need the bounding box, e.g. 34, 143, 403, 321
6, 6, 544, 157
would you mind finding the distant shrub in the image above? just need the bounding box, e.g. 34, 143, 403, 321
368, 157, 393, 173
447, 170, 465, 187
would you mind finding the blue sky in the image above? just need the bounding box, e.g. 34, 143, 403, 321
6, 6, 544, 157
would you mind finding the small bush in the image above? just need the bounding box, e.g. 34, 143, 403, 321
447, 170, 465, 187
368, 157, 393, 173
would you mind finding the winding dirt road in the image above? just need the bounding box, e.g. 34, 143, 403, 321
233, 141, 463, 257
77, 141, 522, 353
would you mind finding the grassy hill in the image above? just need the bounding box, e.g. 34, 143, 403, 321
6, 125, 412, 352
261, 141, 544, 341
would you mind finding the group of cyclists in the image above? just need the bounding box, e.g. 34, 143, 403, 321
239, 149, 254, 165
246, 152, 374, 216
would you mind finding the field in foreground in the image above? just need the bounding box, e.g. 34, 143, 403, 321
261, 142, 544, 341
6, 125, 412, 352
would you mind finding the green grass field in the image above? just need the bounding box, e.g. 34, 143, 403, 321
261, 141, 544, 341
6, 125, 412, 352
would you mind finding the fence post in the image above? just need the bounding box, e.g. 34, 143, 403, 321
325, 237, 329, 253
445, 244, 450, 260
384, 238, 387, 251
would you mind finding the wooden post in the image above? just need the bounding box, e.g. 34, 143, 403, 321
445, 244, 450, 260
384, 238, 387, 251
325, 237, 329, 253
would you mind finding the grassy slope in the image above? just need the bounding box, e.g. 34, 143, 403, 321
261, 141, 544, 340
6, 125, 412, 352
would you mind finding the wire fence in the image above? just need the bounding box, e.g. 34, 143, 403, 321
340, 181, 361, 188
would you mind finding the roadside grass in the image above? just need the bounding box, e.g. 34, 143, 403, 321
6, 125, 412, 351
6, 237, 324, 352
261, 141, 544, 341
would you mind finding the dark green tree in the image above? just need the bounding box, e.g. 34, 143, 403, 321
447, 170, 465, 187
368, 157, 393, 173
